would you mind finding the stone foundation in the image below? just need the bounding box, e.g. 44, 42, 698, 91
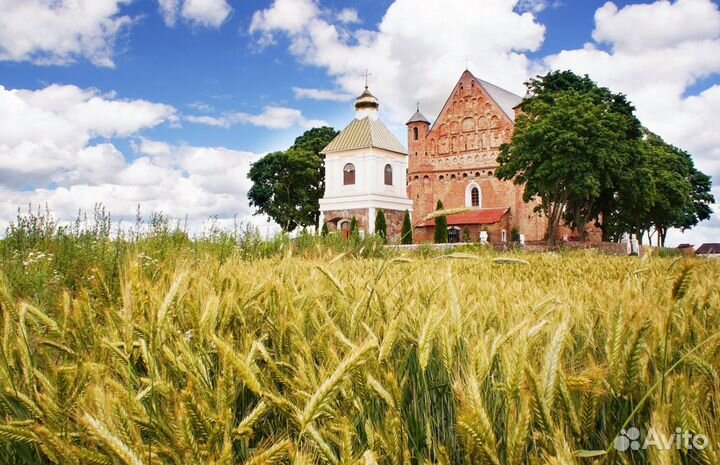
322, 208, 409, 243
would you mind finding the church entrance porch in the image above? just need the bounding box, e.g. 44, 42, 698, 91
414, 207, 512, 244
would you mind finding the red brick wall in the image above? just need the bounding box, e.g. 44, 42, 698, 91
407, 72, 547, 243
323, 208, 408, 243
323, 209, 369, 232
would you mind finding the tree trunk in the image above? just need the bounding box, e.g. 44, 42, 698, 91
545, 194, 566, 247
658, 227, 667, 247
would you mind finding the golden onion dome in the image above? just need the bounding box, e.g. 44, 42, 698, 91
354, 86, 379, 110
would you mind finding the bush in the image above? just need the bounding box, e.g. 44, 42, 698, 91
374, 209, 387, 242
350, 216, 360, 242
401, 210, 413, 244
461, 226, 471, 242
433, 200, 448, 244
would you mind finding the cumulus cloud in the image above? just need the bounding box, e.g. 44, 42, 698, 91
185, 106, 328, 129
592, 0, 720, 54
159, 0, 232, 27
158, 0, 181, 26
0, 0, 133, 67
249, 0, 545, 124
0, 83, 269, 234
336, 8, 360, 24
0, 84, 176, 188
292, 87, 354, 102
542, 0, 720, 245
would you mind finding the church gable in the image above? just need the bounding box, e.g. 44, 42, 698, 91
426, 71, 519, 157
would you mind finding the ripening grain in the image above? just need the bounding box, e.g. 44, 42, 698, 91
0, 251, 719, 465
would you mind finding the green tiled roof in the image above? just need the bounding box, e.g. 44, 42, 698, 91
322, 117, 407, 155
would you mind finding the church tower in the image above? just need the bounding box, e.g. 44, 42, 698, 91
319, 86, 413, 242
406, 104, 432, 233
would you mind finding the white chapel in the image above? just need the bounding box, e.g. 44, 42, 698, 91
319, 86, 413, 241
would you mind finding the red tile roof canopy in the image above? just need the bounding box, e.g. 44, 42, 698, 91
696, 243, 720, 254
417, 208, 510, 227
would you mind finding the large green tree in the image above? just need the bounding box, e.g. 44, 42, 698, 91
639, 133, 713, 246
497, 71, 642, 244
247, 127, 338, 231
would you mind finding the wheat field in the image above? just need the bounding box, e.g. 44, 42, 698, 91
1, 249, 719, 465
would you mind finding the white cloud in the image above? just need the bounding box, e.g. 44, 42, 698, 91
181, 0, 232, 27
158, 0, 231, 27
516, 0, 551, 13
592, 0, 720, 54
158, 0, 181, 27
542, 0, 720, 246
336, 8, 360, 24
0, 0, 132, 67
292, 87, 354, 102
249, 0, 545, 124
185, 106, 328, 129
187, 101, 214, 112
0, 84, 177, 188
0, 84, 269, 235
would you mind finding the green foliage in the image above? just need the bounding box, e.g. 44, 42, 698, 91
638, 133, 713, 246
374, 209, 387, 242
498, 71, 642, 244
510, 226, 520, 242
461, 226, 471, 243
434, 200, 448, 244
499, 70, 714, 246
247, 127, 338, 232
321, 222, 329, 237
401, 210, 413, 245
350, 216, 360, 242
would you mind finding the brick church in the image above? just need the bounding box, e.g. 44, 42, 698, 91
319, 69, 549, 244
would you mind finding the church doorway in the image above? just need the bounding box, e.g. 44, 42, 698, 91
338, 220, 351, 240
448, 227, 461, 243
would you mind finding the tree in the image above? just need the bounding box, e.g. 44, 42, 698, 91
374, 209, 387, 242
640, 133, 714, 246
600, 131, 714, 246
434, 200, 448, 244
497, 71, 642, 245
247, 127, 338, 231
321, 222, 329, 237
401, 210, 413, 244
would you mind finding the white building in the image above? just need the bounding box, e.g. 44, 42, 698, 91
319, 87, 413, 241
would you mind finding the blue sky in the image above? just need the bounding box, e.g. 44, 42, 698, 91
0, 0, 719, 244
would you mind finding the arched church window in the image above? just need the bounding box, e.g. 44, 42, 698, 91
413, 127, 419, 140
344, 163, 355, 185
471, 187, 480, 207
384, 164, 393, 185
